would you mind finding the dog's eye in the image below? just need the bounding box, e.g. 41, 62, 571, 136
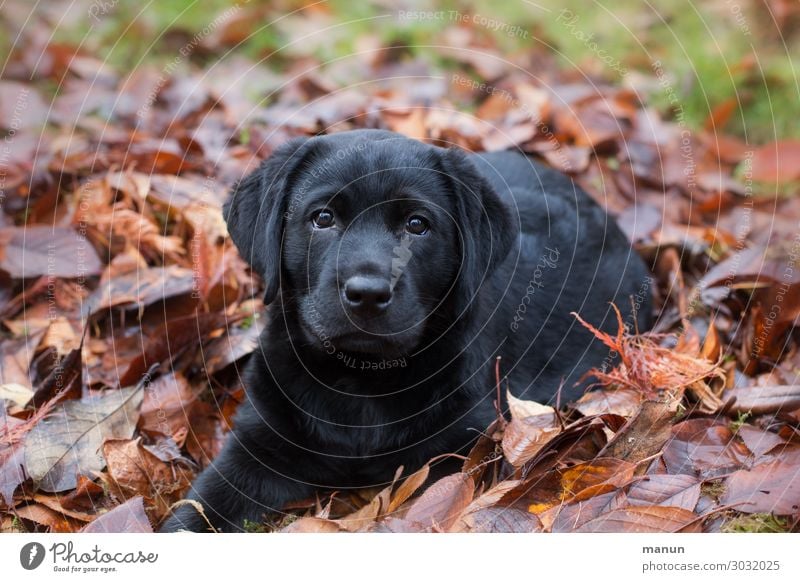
311, 209, 335, 229
405, 215, 429, 236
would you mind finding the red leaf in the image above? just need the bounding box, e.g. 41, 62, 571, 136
749, 140, 800, 183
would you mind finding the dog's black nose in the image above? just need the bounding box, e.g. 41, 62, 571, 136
343, 276, 392, 314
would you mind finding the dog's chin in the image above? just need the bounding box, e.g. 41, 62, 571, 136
334, 332, 411, 358
297, 313, 421, 360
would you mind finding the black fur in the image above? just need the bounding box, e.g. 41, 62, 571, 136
160, 130, 651, 532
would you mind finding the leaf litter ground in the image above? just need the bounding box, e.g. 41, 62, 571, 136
1, 7, 800, 533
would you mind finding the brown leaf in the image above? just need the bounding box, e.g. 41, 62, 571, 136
0, 226, 102, 279
15, 502, 85, 532
387, 464, 430, 514
723, 384, 800, 416
735, 425, 788, 457
0, 441, 25, 506
282, 516, 341, 533
337, 471, 399, 532
600, 398, 680, 465
29, 343, 83, 408
32, 493, 95, 522
119, 312, 227, 387
501, 418, 560, 468
661, 419, 751, 478
519, 414, 614, 473
559, 458, 638, 503
625, 474, 701, 511
103, 438, 193, 520
0, 82, 49, 130
461, 417, 503, 484
369, 517, 421, 533
184, 401, 226, 467
576, 505, 702, 532
81, 497, 153, 533
139, 372, 196, 443
405, 472, 473, 531
24, 386, 144, 492
503, 458, 636, 514
574, 306, 723, 395
84, 265, 197, 317
456, 507, 541, 533
573, 389, 643, 417
749, 140, 800, 183
57, 474, 106, 512
383, 108, 428, 141
507, 389, 557, 423
721, 448, 800, 515
540, 490, 624, 532
202, 320, 261, 375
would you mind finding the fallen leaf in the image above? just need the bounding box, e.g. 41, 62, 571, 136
625, 474, 701, 511
83, 265, 197, 317
501, 458, 636, 514
721, 449, 800, 515
661, 419, 751, 478
103, 438, 193, 520
387, 464, 430, 514
748, 140, 800, 183
139, 372, 196, 442
507, 389, 557, 422
723, 384, 800, 416
282, 516, 341, 533
576, 505, 702, 532
0, 442, 25, 506
0, 383, 34, 407
119, 313, 227, 387
455, 506, 541, 533
405, 472, 473, 531
24, 386, 144, 492
15, 502, 84, 532
600, 398, 680, 465
81, 497, 152, 533
573, 389, 643, 417
540, 490, 623, 532
501, 418, 561, 467
0, 226, 102, 279
735, 425, 788, 457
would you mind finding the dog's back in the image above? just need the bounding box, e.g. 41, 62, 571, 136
470, 151, 652, 403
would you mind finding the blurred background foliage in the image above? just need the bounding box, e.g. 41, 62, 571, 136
2, 0, 798, 141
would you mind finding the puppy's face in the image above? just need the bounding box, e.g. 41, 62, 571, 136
224, 130, 515, 359
283, 137, 459, 356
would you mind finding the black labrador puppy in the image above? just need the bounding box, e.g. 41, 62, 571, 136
161, 129, 651, 532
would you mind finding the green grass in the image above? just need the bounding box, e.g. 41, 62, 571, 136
730, 411, 752, 433
242, 518, 269, 533
721, 513, 790, 533
701, 480, 726, 501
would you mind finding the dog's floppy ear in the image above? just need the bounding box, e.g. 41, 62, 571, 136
223, 136, 311, 304
439, 147, 518, 313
